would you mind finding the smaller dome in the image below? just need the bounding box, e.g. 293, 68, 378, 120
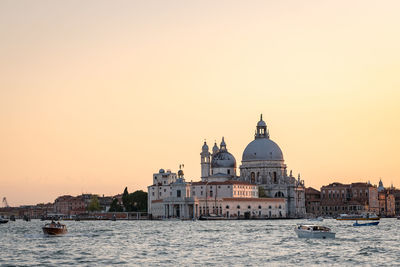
159, 169, 165, 173
211, 151, 236, 168
178, 169, 184, 176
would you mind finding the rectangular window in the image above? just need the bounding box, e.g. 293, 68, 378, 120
177, 190, 181, 198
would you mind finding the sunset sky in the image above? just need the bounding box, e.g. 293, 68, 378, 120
1, 1, 400, 206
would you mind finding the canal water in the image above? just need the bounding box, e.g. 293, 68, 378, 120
1, 218, 399, 266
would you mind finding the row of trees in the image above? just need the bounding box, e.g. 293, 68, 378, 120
86, 188, 148, 212
109, 187, 147, 212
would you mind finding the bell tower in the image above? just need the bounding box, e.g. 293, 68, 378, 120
200, 140, 211, 178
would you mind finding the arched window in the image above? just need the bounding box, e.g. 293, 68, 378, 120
273, 172, 277, 183
237, 205, 240, 209
258, 205, 262, 209
251, 172, 255, 183
226, 205, 230, 209
227, 169, 230, 175
248, 206, 251, 209
275, 191, 285, 198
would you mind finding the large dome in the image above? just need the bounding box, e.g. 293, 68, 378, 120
242, 138, 284, 162
212, 151, 236, 168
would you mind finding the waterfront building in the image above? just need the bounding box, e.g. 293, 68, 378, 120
305, 187, 321, 216
377, 180, 396, 217
54, 195, 86, 216
148, 115, 305, 219
148, 169, 286, 219
320, 182, 379, 217
387, 187, 400, 216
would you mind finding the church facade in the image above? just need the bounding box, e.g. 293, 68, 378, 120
200, 115, 306, 218
148, 115, 305, 219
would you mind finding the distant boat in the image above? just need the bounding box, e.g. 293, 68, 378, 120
42, 222, 67, 235
295, 224, 335, 239
23, 215, 31, 222
353, 221, 379, 227
397, 216, 400, 220
336, 213, 379, 221
0, 217, 9, 224
9, 215, 15, 221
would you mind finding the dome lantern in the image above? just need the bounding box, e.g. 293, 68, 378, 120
255, 114, 269, 139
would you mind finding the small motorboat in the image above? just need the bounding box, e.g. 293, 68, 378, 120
10, 215, 16, 221
0, 217, 9, 224
353, 221, 379, 227
295, 224, 336, 239
42, 221, 67, 235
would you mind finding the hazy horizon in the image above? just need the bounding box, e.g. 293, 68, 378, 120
1, 0, 400, 206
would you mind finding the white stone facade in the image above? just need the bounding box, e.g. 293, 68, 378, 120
148, 178, 286, 219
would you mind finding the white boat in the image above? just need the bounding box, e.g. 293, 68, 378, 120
0, 217, 9, 224
295, 224, 336, 239
308, 217, 323, 222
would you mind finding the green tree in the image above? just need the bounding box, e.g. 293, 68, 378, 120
130, 190, 148, 212
258, 186, 267, 198
121, 187, 148, 212
122, 187, 130, 211
88, 195, 101, 211
109, 198, 123, 212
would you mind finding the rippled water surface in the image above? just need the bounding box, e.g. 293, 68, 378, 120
1, 219, 400, 266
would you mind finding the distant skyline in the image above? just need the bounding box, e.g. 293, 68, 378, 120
1, 1, 399, 206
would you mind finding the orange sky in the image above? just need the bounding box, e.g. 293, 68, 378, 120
1, 1, 400, 206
